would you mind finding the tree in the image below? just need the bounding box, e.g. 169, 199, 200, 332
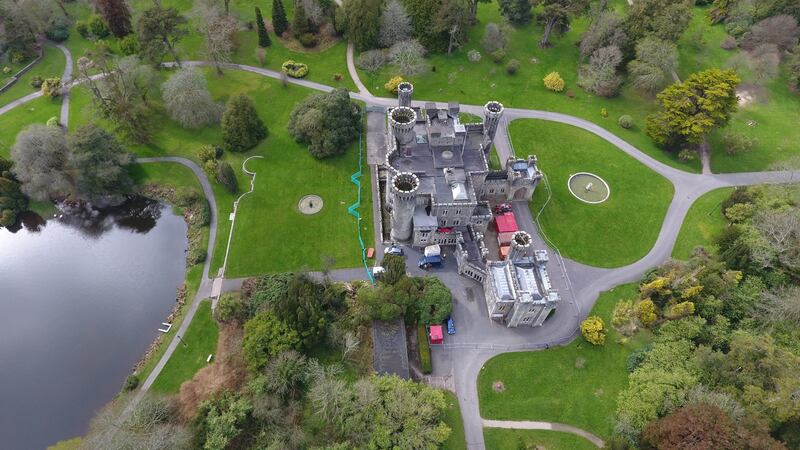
95, 0, 132, 37
287, 88, 362, 159
193, 392, 253, 450
40, 77, 62, 98
434, 0, 471, 54
740, 15, 799, 52
272, 273, 330, 348
0, 3, 38, 60
581, 315, 607, 345
10, 124, 71, 201
194, 3, 239, 74
482, 22, 508, 53
543, 71, 565, 91
162, 68, 221, 129
67, 125, 133, 206
388, 39, 427, 76
380, 0, 412, 47
221, 94, 268, 152
136, 4, 188, 66
272, 0, 289, 37
84, 395, 190, 450
498, 0, 532, 25
645, 69, 740, 150
417, 277, 453, 324
578, 45, 623, 97
342, 0, 382, 50
382, 254, 407, 285
243, 310, 300, 372
628, 37, 679, 95
257, 350, 310, 401
535, 0, 589, 48
255, 6, 271, 47
403, 0, 450, 52
788, 44, 800, 89
292, 1, 311, 37
0, 157, 29, 227
623, 0, 693, 55
215, 161, 238, 194
579, 10, 626, 59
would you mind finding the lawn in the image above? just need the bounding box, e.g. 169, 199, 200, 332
484, 429, 598, 450
0, 45, 66, 107
150, 300, 219, 393
357, 0, 701, 174
511, 119, 674, 267
442, 391, 466, 450
479, 283, 652, 439
672, 187, 733, 260
0, 96, 61, 158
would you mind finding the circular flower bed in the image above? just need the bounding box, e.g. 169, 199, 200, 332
282, 60, 309, 78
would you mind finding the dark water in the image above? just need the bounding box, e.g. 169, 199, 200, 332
0, 198, 187, 450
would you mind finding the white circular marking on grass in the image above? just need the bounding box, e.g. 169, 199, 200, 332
567, 172, 610, 204
298, 195, 324, 215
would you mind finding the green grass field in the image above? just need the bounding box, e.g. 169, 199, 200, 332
479, 283, 652, 439
150, 300, 219, 393
0, 96, 61, 158
442, 391, 467, 450
0, 45, 66, 107
512, 119, 674, 267
484, 429, 598, 450
672, 187, 733, 260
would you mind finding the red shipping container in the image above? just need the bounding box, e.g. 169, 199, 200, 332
495, 212, 518, 233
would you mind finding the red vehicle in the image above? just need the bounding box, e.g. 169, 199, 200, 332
493, 203, 512, 214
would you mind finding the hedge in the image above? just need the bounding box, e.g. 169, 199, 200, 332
281, 60, 309, 78
417, 325, 432, 374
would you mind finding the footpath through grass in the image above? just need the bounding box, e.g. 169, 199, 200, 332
484, 429, 598, 450
0, 45, 66, 107
479, 283, 652, 439
150, 300, 218, 393
672, 187, 733, 260
511, 119, 673, 267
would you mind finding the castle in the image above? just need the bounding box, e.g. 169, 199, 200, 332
380, 82, 559, 328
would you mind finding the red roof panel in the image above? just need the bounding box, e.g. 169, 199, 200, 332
495, 212, 518, 233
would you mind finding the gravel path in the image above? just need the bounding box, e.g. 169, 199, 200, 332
482, 419, 605, 448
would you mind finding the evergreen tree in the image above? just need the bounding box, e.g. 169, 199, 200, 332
498, 0, 532, 25
272, 0, 289, 37
255, 6, 271, 47
292, 2, 310, 37
136, 4, 188, 66
221, 94, 268, 152
341, 0, 382, 50
95, 0, 133, 38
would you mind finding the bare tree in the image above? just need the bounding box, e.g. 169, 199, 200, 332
579, 11, 626, 60
481, 22, 508, 53
162, 68, 222, 129
753, 210, 800, 271
389, 39, 427, 76
302, 0, 325, 27
380, 0, 412, 47
760, 286, 800, 325
10, 124, 71, 201
740, 15, 800, 53
193, 2, 239, 74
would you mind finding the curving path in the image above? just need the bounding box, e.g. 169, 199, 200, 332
2, 54, 799, 449
482, 419, 605, 448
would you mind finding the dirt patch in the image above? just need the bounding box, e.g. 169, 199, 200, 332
176, 323, 247, 421
737, 83, 768, 107
575, 357, 586, 369
594, 388, 604, 397
493, 381, 506, 393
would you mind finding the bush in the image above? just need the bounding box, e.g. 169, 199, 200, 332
720, 35, 737, 50
30, 76, 44, 88
490, 49, 506, 63
678, 148, 696, 161
122, 374, 140, 391
601, 107, 609, 118
46, 117, 60, 128
467, 49, 481, 63
255, 47, 266, 65
46, 24, 70, 42
298, 33, 318, 48
188, 247, 207, 265
196, 200, 211, 226
505, 58, 520, 75
281, 60, 309, 78
384, 75, 404, 93
618, 115, 634, 129
75, 21, 89, 38
580, 315, 607, 345
215, 161, 238, 194
215, 293, 248, 323
543, 72, 564, 92
565, 90, 575, 98
2, 66, 11, 74
88, 15, 110, 39
118, 35, 139, 55
41, 78, 62, 98
174, 187, 199, 207
198, 144, 222, 164
417, 325, 432, 374
721, 132, 756, 155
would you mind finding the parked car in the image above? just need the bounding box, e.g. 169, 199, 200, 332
493, 202, 512, 214
446, 317, 455, 335
418, 255, 443, 269
384, 245, 404, 256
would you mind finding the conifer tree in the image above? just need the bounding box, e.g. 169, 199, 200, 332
255, 6, 271, 47
221, 94, 268, 152
272, 0, 289, 37
96, 0, 133, 37
292, 2, 310, 37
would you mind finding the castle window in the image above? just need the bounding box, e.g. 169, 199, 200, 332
454, 220, 460, 226
489, 189, 495, 194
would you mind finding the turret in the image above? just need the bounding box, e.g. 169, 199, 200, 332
508, 230, 532, 261
483, 100, 504, 151
390, 107, 417, 146
390, 172, 419, 242
398, 81, 414, 107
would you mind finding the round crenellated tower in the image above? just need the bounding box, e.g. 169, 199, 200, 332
483, 100, 505, 151
390, 106, 417, 146
397, 81, 414, 107
508, 230, 532, 261
390, 172, 419, 242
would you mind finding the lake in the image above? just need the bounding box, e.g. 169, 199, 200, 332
0, 198, 187, 449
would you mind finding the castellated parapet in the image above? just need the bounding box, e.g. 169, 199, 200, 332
389, 107, 417, 146
483, 101, 504, 151
390, 172, 419, 242
398, 82, 414, 107
508, 230, 532, 261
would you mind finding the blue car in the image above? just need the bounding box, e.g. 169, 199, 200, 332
446, 317, 455, 335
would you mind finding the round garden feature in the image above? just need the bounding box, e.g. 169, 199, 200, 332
298, 195, 323, 215
567, 172, 610, 204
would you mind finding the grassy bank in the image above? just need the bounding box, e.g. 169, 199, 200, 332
442, 391, 466, 450
672, 187, 733, 260
484, 429, 598, 450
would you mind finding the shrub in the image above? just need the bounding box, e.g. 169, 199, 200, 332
46, 117, 60, 128
46, 24, 70, 42
255, 47, 266, 65
467, 49, 481, 63
30, 76, 44, 88
198, 144, 222, 164
196, 200, 211, 226
565, 90, 575, 98
76, 21, 89, 38
384, 75, 404, 93
635, 299, 658, 327
333, 73, 343, 82
2, 66, 11, 74
41, 78, 62, 98
215, 293, 248, 323
88, 15, 110, 39
357, 49, 387, 72
281, 60, 309, 78
581, 315, 607, 345
215, 161, 238, 194
543, 72, 564, 92
174, 187, 199, 207
188, 247, 207, 265
123, 374, 140, 391
720, 35, 737, 50
721, 132, 756, 155
601, 107, 609, 118
618, 115, 633, 129
417, 325, 432, 374
490, 49, 506, 63
118, 34, 139, 55
505, 58, 520, 74
678, 148, 696, 161
298, 33, 318, 48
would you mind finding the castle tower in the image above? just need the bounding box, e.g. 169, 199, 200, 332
390, 107, 417, 146
508, 230, 532, 261
390, 172, 419, 242
398, 81, 414, 107
483, 101, 504, 152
